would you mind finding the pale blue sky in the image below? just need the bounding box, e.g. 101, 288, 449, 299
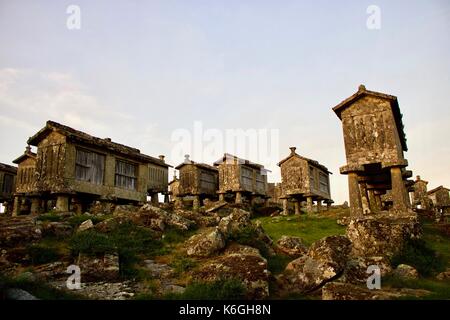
1, 0, 449, 203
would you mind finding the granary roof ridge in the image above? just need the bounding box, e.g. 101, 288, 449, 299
277, 151, 331, 174
427, 185, 450, 195
175, 160, 218, 171
332, 85, 408, 152
213, 153, 270, 172
27, 120, 171, 167
0, 162, 18, 173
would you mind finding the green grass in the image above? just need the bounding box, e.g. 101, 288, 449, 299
170, 256, 198, 276
422, 222, 450, 266
383, 276, 450, 300
266, 254, 292, 275
254, 214, 345, 245
36, 212, 63, 222
164, 278, 246, 300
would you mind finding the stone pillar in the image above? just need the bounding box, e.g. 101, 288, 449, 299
235, 192, 242, 204
359, 182, 371, 214
193, 195, 200, 210
30, 198, 41, 215
151, 193, 159, 205
56, 195, 69, 212
348, 172, 363, 217
367, 189, 378, 212
219, 193, 225, 202
12, 196, 20, 216
306, 196, 313, 213
375, 194, 382, 211
2, 201, 9, 215
326, 201, 331, 211
282, 198, 289, 215
164, 194, 169, 203
390, 167, 408, 212
316, 200, 322, 213
294, 200, 301, 215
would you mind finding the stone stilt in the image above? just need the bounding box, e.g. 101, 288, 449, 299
390, 167, 408, 212
151, 193, 159, 205
359, 182, 371, 214
164, 194, 169, 203
348, 172, 363, 217
375, 194, 382, 210
306, 196, 313, 213
282, 198, 289, 215
56, 195, 69, 212
326, 201, 331, 211
219, 193, 225, 202
193, 195, 200, 210
294, 200, 301, 215
316, 199, 323, 213
235, 192, 242, 204
367, 189, 378, 212
30, 198, 41, 215
12, 196, 20, 216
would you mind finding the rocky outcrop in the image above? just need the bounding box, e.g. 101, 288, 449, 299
77, 219, 94, 232
175, 209, 220, 227
77, 253, 120, 282
346, 214, 421, 258
276, 236, 308, 258
393, 264, 419, 280
322, 282, 430, 300
278, 235, 352, 293
40, 221, 73, 237
136, 204, 196, 231
341, 256, 392, 284
218, 208, 252, 238
193, 244, 270, 299
186, 228, 226, 257
0, 216, 41, 248
436, 268, 450, 281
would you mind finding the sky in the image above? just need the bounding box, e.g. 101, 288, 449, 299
0, 0, 449, 204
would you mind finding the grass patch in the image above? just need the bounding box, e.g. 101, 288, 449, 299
36, 212, 63, 222
254, 214, 345, 245
26, 243, 62, 265
165, 278, 246, 300
267, 254, 292, 275
171, 256, 198, 276
383, 275, 450, 300
391, 238, 446, 277
228, 225, 271, 257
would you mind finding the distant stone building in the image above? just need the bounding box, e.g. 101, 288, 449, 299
267, 182, 282, 205
12, 146, 38, 215
12, 120, 171, 215
168, 173, 180, 203
333, 85, 413, 216
427, 186, 450, 214
175, 155, 219, 210
0, 162, 17, 214
277, 147, 332, 214
411, 175, 432, 210
214, 153, 269, 204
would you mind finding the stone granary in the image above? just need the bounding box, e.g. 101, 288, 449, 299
267, 182, 282, 205
0, 162, 17, 214
175, 155, 219, 210
277, 147, 333, 215
168, 173, 180, 203
427, 186, 450, 214
410, 175, 432, 210
213, 153, 270, 204
12, 146, 38, 215
333, 85, 413, 216
12, 120, 171, 215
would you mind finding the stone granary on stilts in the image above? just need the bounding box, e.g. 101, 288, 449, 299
0, 162, 17, 214
11, 120, 171, 215
175, 155, 219, 210
333, 85, 413, 217
410, 175, 432, 210
277, 147, 333, 215
427, 185, 450, 214
213, 153, 270, 205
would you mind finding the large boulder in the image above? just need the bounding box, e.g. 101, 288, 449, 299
40, 221, 73, 237
77, 219, 94, 232
276, 236, 308, 258
346, 214, 421, 258
186, 228, 226, 257
136, 204, 196, 231
322, 282, 430, 300
393, 264, 419, 280
193, 244, 270, 299
175, 209, 220, 227
218, 208, 252, 238
341, 256, 392, 284
278, 235, 352, 293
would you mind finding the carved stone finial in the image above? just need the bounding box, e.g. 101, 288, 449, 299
158, 155, 165, 162
25, 145, 31, 153
184, 154, 190, 163
358, 84, 366, 92
289, 147, 297, 155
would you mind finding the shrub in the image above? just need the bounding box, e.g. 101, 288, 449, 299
166, 278, 246, 300
391, 238, 446, 277
36, 212, 62, 222
26, 243, 62, 265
